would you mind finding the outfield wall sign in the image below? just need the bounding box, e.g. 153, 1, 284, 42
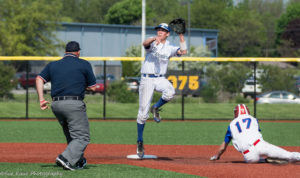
166, 70, 202, 96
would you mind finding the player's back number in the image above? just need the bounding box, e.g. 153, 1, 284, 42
235, 118, 252, 133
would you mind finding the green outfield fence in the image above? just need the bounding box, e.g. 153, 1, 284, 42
1, 56, 300, 120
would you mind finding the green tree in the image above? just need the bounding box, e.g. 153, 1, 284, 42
146, 0, 182, 26
0, 0, 64, 71
187, 0, 267, 57
105, 0, 144, 25
243, 0, 284, 57
259, 65, 296, 92
107, 80, 138, 103
218, 7, 266, 57
0, 0, 63, 56
276, 2, 300, 57
60, 0, 121, 23
0, 62, 16, 98
168, 45, 212, 71
206, 63, 251, 98
104, 0, 185, 26
122, 45, 141, 77
190, 0, 233, 29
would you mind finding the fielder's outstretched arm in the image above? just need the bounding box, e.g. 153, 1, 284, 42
143, 37, 157, 48
210, 142, 229, 161
177, 34, 187, 55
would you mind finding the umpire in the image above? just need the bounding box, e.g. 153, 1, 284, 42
36, 41, 96, 170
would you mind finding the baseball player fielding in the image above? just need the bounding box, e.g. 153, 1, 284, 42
135, 22, 187, 159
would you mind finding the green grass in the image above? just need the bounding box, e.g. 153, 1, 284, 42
1, 93, 300, 119
1, 101, 300, 119
0, 120, 300, 146
0, 163, 200, 178
0, 120, 299, 177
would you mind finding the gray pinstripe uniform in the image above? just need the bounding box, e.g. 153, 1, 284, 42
137, 40, 179, 124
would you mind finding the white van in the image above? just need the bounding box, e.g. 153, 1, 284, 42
242, 79, 262, 98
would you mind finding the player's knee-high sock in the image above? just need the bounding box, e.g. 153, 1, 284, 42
154, 97, 168, 108
137, 123, 145, 142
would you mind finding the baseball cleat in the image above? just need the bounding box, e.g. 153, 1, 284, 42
75, 157, 87, 169
56, 155, 75, 171
137, 141, 144, 158
151, 105, 161, 123
265, 158, 289, 164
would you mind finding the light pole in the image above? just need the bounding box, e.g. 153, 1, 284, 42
179, 0, 192, 120
187, 0, 191, 54
141, 0, 146, 58
180, 0, 192, 54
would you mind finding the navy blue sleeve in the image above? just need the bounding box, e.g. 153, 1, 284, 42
224, 125, 232, 143
85, 62, 96, 87
39, 63, 51, 82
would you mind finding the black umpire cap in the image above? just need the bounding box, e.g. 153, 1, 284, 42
65, 41, 81, 52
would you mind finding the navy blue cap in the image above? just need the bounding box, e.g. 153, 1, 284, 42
155, 23, 170, 32
65, 41, 81, 52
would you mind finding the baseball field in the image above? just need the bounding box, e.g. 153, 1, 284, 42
1, 119, 300, 177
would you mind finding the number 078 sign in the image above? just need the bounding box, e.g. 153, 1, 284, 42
166, 70, 202, 96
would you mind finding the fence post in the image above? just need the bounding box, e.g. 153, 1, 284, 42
103, 60, 106, 120
26, 61, 29, 119
181, 61, 185, 121
253, 62, 257, 118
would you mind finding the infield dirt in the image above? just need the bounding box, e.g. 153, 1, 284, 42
0, 143, 300, 177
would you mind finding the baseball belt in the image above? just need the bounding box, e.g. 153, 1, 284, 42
142, 74, 164, 78
243, 139, 261, 154
52, 96, 83, 101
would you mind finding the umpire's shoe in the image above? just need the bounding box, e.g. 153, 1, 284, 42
56, 155, 75, 171
137, 141, 144, 158
151, 105, 161, 123
75, 157, 87, 169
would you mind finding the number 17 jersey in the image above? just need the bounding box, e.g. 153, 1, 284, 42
224, 115, 262, 153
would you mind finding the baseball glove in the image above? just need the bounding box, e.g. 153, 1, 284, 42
169, 18, 186, 34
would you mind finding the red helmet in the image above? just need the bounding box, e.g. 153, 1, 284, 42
234, 104, 250, 118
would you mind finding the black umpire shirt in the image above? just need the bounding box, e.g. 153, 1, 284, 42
38, 53, 96, 99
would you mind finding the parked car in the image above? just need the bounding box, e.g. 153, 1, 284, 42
242, 78, 262, 98
86, 79, 108, 95
18, 73, 37, 89
295, 76, 300, 93
256, 91, 300, 104
10, 72, 23, 89
43, 82, 51, 94
96, 74, 115, 81
124, 77, 140, 92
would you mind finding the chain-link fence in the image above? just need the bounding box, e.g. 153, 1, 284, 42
1, 57, 300, 120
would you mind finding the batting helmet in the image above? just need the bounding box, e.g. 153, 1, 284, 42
234, 104, 250, 118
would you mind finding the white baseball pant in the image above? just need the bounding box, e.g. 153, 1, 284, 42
243, 139, 300, 163
137, 76, 175, 124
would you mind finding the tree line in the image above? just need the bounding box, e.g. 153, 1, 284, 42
1, 0, 300, 57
